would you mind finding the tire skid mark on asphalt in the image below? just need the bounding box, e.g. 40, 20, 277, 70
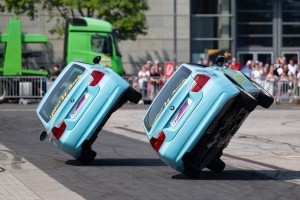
107, 126, 300, 185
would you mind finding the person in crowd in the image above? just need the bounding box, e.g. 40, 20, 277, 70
241, 60, 253, 77
138, 65, 150, 99
296, 64, 300, 96
265, 64, 277, 97
52, 64, 61, 77
251, 62, 263, 84
262, 63, 270, 77
288, 59, 297, 76
208, 60, 214, 66
145, 60, 153, 71
149, 66, 160, 100
230, 57, 241, 71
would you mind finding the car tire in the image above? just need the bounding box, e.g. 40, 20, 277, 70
77, 149, 97, 165
206, 158, 225, 173
125, 86, 142, 104
250, 80, 274, 108
183, 162, 202, 178
235, 84, 257, 112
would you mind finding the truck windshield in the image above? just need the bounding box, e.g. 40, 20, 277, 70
39, 64, 85, 122
91, 34, 112, 55
144, 66, 191, 131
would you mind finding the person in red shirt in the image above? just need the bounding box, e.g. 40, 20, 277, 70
230, 57, 241, 71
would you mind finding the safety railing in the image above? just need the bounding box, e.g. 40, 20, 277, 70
0, 75, 299, 104
124, 76, 300, 104
0, 76, 48, 102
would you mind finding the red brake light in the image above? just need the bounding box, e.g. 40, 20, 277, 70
52, 121, 66, 140
150, 131, 166, 152
190, 74, 210, 92
89, 71, 105, 86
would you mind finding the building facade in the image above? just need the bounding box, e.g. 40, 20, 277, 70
1, 0, 299, 74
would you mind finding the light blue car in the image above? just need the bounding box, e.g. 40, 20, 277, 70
143, 57, 273, 178
37, 56, 142, 164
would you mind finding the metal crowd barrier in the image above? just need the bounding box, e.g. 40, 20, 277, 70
124, 76, 300, 104
0, 76, 299, 104
0, 76, 48, 103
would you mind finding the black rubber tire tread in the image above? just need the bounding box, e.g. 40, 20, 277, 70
207, 158, 226, 173
183, 162, 202, 178
235, 84, 257, 112
250, 80, 274, 108
125, 86, 142, 104
77, 149, 97, 165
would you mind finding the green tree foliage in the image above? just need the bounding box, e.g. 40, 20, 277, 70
0, 0, 148, 40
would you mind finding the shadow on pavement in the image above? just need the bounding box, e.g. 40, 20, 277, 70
66, 158, 166, 167
172, 169, 300, 181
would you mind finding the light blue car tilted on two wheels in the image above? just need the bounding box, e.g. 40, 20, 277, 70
143, 56, 273, 178
36, 56, 142, 164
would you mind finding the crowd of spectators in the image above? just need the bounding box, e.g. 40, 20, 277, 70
133, 56, 300, 103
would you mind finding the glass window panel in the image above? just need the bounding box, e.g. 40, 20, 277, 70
283, 37, 300, 47
238, 24, 272, 34
238, 37, 272, 47
282, 0, 300, 11
257, 54, 272, 65
282, 24, 300, 34
191, 40, 231, 53
238, 54, 253, 66
282, 12, 300, 22
238, 12, 273, 22
191, 0, 231, 14
237, 0, 273, 10
191, 17, 231, 38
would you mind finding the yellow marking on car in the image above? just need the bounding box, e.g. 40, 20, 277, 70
225, 70, 246, 84
50, 75, 82, 119
152, 79, 187, 126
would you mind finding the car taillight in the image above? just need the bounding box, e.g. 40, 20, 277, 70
190, 74, 210, 92
52, 121, 66, 140
150, 131, 166, 152
89, 71, 105, 86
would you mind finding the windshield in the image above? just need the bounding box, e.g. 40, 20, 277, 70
39, 64, 85, 122
91, 34, 112, 55
144, 66, 191, 131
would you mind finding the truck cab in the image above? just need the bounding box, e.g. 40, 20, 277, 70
64, 17, 123, 75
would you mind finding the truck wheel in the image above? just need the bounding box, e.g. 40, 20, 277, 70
206, 158, 225, 173
0, 81, 9, 103
235, 84, 257, 112
77, 149, 97, 165
250, 80, 274, 108
183, 162, 202, 178
125, 86, 142, 104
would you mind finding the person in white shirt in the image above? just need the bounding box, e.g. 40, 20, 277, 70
288, 59, 297, 76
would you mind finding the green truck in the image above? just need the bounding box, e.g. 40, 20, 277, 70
0, 17, 124, 103
64, 17, 123, 75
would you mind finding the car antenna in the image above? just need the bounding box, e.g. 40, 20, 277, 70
93, 56, 101, 64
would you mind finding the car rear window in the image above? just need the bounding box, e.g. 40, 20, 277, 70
144, 66, 191, 131
39, 64, 85, 122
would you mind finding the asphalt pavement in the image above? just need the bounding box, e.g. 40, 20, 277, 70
0, 102, 299, 199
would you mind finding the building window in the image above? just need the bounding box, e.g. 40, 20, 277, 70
190, 0, 232, 63
282, 0, 300, 47
237, 0, 273, 47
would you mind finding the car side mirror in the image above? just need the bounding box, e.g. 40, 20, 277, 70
216, 56, 225, 67
93, 56, 101, 64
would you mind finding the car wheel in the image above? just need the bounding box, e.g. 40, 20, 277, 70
235, 84, 257, 112
250, 80, 274, 108
125, 86, 142, 104
77, 149, 97, 165
183, 162, 202, 178
206, 158, 225, 173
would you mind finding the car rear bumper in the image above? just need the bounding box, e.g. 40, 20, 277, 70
58, 82, 128, 158
157, 89, 239, 173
